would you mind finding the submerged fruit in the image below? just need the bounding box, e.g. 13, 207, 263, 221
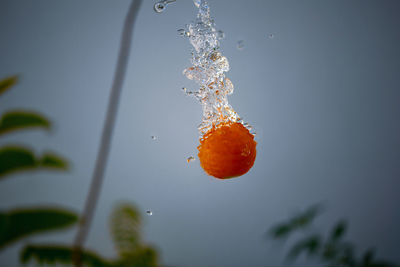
197, 122, 257, 179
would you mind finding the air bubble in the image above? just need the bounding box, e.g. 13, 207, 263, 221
193, 0, 201, 8
237, 40, 245, 50
153, 0, 176, 13
217, 30, 225, 40
146, 210, 153, 216
178, 29, 190, 37
268, 34, 274, 39
151, 135, 157, 140
187, 156, 195, 163
224, 78, 234, 94
153, 2, 166, 13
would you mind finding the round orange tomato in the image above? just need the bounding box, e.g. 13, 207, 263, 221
198, 122, 257, 179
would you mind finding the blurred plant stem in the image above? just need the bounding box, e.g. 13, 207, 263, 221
73, 0, 143, 265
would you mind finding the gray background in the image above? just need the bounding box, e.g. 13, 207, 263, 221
0, 0, 399, 266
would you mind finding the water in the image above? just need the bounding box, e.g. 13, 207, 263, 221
237, 40, 245, 50
193, 0, 201, 8
181, 0, 252, 136
217, 30, 225, 40
178, 29, 190, 37
153, 0, 176, 13
153, 2, 166, 13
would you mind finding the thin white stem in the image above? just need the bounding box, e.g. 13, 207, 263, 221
73, 0, 143, 265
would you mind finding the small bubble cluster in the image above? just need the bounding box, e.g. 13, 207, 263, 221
181, 0, 252, 136
187, 156, 195, 163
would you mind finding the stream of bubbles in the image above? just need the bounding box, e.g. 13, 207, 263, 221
180, 0, 254, 137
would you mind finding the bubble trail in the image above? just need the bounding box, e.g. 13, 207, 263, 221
181, 0, 257, 179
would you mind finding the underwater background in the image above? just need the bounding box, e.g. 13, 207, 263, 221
0, 0, 399, 266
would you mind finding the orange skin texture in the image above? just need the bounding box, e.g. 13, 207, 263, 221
197, 122, 257, 179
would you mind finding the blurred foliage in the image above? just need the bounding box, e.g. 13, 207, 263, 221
113, 245, 158, 267
20, 245, 112, 267
110, 203, 158, 267
269, 204, 321, 239
0, 146, 68, 179
21, 203, 159, 267
111, 203, 142, 257
268, 205, 399, 267
0, 75, 77, 252
0, 75, 18, 96
0, 208, 78, 249
0, 75, 159, 266
0, 110, 50, 135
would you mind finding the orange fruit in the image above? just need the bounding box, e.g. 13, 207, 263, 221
197, 122, 257, 179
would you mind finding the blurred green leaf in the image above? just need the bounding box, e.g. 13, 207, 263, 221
269, 205, 322, 240
20, 244, 112, 267
39, 152, 68, 170
0, 111, 50, 135
110, 203, 141, 258
0, 207, 78, 249
0, 146, 68, 179
114, 245, 158, 267
269, 224, 292, 239
322, 243, 338, 261
336, 242, 356, 267
287, 235, 321, 260
365, 262, 400, 267
289, 205, 321, 229
330, 220, 347, 242
0, 75, 18, 96
324, 242, 355, 267
0, 146, 36, 177
362, 249, 375, 266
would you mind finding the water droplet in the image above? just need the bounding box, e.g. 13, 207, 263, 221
216, 56, 229, 72
187, 156, 195, 163
178, 29, 190, 37
146, 210, 153, 216
193, 0, 201, 8
268, 33, 274, 39
237, 40, 245, 50
154, 0, 176, 13
224, 78, 234, 94
154, 2, 166, 13
151, 135, 157, 140
209, 51, 221, 62
217, 30, 225, 40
